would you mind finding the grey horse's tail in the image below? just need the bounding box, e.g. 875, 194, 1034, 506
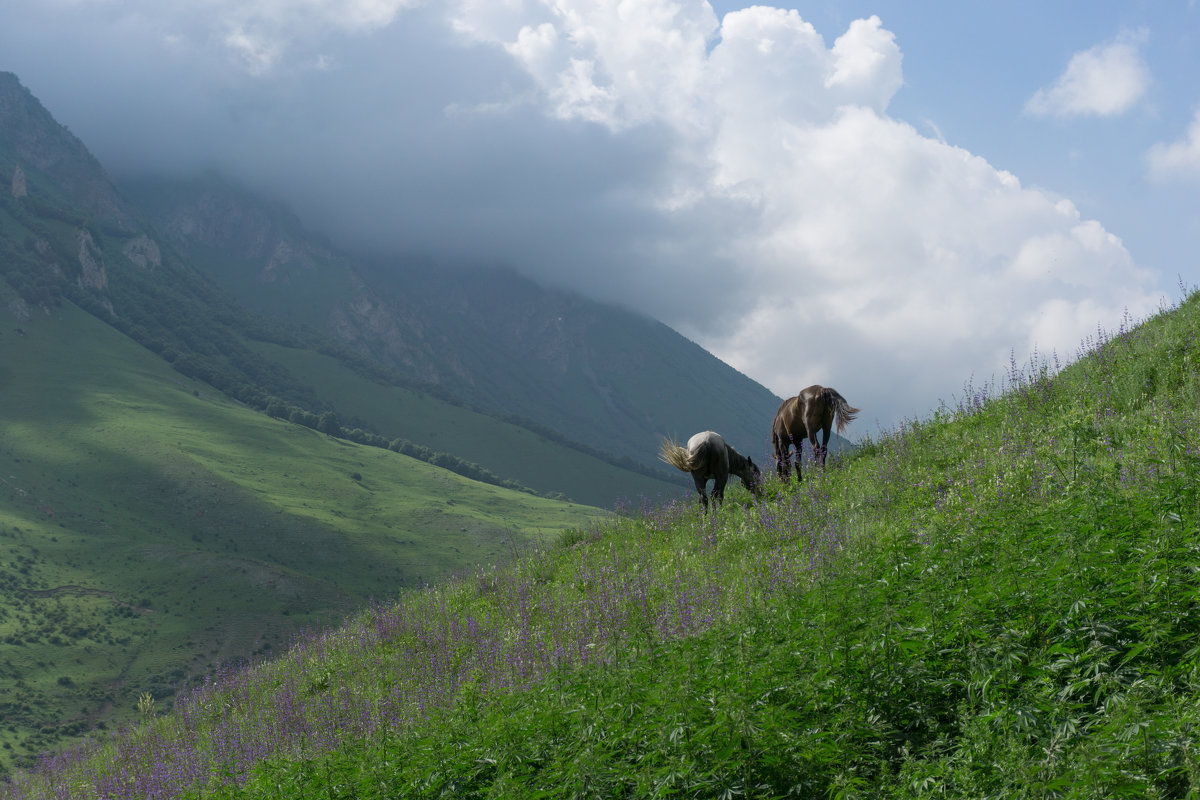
658, 437, 697, 472
826, 389, 861, 434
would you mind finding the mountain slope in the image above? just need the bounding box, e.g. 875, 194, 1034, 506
246, 338, 684, 505
0, 300, 603, 773
0, 71, 684, 507
122, 173, 785, 471
9, 289, 1200, 798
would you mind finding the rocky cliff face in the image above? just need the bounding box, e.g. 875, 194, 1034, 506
11, 164, 26, 198
0, 72, 128, 225
0, 73, 175, 322
122, 234, 161, 270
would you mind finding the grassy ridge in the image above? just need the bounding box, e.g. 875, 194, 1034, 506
0, 301, 603, 774
7, 291, 1200, 797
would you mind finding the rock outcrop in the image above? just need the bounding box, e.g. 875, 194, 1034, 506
11, 164, 26, 198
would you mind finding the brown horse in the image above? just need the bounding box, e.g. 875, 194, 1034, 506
659, 431, 762, 510
771, 385, 859, 481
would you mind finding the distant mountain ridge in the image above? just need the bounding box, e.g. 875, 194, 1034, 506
0, 73, 661, 502
122, 170, 784, 471
1, 69, 785, 504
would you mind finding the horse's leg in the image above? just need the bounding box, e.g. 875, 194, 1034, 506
712, 474, 728, 507
818, 424, 832, 467
808, 427, 823, 469
773, 435, 789, 480
794, 437, 803, 482
692, 472, 709, 511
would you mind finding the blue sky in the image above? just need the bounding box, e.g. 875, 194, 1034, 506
795, 1, 1200, 295
2, 1, 1198, 430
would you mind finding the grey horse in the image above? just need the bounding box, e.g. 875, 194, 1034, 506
659, 430, 762, 510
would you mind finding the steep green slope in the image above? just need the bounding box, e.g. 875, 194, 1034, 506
248, 340, 683, 507
9, 292, 1200, 799
0, 300, 603, 774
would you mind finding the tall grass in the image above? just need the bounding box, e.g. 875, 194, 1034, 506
7, 291, 1200, 799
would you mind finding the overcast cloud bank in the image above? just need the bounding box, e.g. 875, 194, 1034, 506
1, 1, 1171, 430
444, 2, 1161, 423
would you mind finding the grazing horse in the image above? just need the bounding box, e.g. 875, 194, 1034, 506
772, 385, 859, 481
659, 431, 762, 510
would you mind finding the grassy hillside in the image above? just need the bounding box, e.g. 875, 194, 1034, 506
248, 340, 683, 507
2, 73, 682, 511
0, 300, 604, 775
7, 288, 1200, 797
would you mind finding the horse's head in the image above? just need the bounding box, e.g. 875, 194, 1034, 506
741, 458, 764, 498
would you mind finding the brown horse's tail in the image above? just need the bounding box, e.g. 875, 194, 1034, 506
825, 389, 861, 434
658, 437, 696, 472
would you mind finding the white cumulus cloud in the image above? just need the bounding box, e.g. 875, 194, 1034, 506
1024, 29, 1150, 118
1147, 108, 1200, 181
447, 1, 1158, 424
454, 0, 717, 130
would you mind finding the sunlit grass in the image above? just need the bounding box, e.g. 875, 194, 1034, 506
7, 289, 1200, 797
0, 302, 603, 774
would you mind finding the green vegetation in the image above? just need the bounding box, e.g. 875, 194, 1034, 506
0, 161, 682, 507
121, 171, 784, 479
8, 72, 1200, 796
8, 289, 1200, 797
251, 339, 684, 506
0, 302, 603, 775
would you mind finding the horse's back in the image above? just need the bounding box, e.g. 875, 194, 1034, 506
796, 385, 829, 416
687, 430, 724, 457
799, 385, 837, 424
775, 387, 828, 436
687, 431, 728, 477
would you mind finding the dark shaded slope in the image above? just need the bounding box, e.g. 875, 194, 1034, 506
124, 174, 784, 469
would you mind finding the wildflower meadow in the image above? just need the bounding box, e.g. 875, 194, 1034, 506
6, 290, 1200, 798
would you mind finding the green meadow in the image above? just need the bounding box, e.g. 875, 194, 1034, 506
0, 301, 604, 774
9, 288, 1200, 797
